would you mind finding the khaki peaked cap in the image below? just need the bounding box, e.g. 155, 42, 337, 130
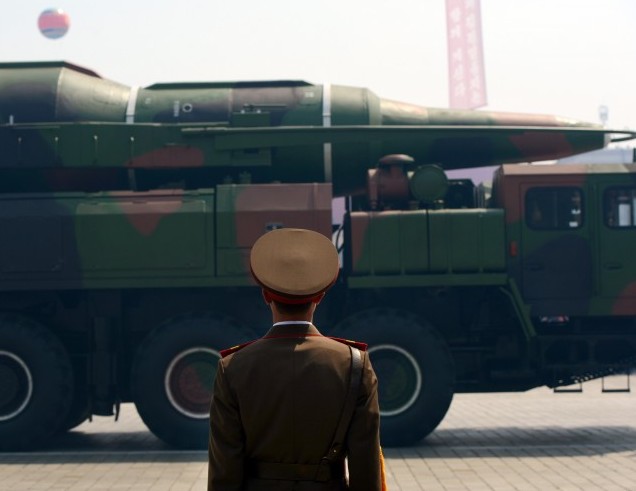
250, 228, 339, 303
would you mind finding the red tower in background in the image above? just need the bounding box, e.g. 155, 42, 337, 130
446, 0, 487, 109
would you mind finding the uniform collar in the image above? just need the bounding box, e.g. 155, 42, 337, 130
273, 321, 312, 327
264, 322, 322, 338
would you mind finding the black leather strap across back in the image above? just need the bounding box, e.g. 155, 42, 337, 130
314, 345, 363, 482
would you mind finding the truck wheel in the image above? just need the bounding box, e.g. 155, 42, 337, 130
0, 314, 73, 450
57, 374, 91, 434
57, 389, 90, 433
334, 308, 455, 447
131, 314, 254, 449
56, 355, 90, 433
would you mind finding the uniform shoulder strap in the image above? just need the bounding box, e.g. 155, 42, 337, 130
328, 336, 368, 351
219, 340, 257, 358
315, 345, 364, 482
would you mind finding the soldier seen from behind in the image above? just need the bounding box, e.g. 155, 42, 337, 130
208, 228, 386, 490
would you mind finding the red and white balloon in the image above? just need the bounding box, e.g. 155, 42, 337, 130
38, 8, 70, 40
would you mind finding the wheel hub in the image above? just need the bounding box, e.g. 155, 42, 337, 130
164, 348, 220, 419
0, 351, 33, 421
368, 344, 422, 417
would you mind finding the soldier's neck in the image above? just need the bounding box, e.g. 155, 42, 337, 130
271, 311, 314, 324
270, 303, 316, 324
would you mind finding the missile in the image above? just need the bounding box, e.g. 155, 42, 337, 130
0, 61, 633, 196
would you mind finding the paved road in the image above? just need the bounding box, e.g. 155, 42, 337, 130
1, 377, 635, 490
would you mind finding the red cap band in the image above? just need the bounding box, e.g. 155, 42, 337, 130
263, 288, 325, 305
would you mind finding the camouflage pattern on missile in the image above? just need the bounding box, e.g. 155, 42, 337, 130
1, 61, 633, 197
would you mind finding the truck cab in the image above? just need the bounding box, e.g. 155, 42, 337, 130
493, 164, 636, 317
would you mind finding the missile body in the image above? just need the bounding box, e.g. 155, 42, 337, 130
0, 61, 619, 196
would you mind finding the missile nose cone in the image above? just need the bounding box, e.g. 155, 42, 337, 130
379, 98, 599, 129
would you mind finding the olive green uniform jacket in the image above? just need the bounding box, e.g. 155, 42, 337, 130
208, 323, 382, 491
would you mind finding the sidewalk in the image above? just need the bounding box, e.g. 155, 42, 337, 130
1, 377, 635, 490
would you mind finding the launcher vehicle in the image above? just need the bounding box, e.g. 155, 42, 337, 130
1, 61, 635, 449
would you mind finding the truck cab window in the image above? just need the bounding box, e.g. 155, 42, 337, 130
525, 187, 583, 230
604, 187, 636, 228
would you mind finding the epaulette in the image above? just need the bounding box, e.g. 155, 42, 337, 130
328, 337, 368, 351
220, 340, 257, 358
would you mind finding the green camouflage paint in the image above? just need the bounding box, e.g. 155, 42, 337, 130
2, 60, 636, 451
492, 164, 636, 317
1, 61, 630, 197
216, 182, 331, 278
347, 209, 507, 288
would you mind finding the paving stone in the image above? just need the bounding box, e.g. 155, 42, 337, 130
2, 377, 636, 490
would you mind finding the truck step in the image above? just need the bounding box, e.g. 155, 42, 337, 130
553, 383, 583, 393
601, 373, 631, 393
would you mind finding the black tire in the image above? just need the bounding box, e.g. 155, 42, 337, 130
0, 314, 73, 450
131, 313, 254, 449
57, 388, 90, 433
334, 308, 455, 447
56, 354, 90, 433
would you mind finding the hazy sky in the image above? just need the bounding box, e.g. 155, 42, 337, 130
3, 0, 636, 133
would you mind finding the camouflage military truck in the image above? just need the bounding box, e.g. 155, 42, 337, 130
1, 61, 635, 450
